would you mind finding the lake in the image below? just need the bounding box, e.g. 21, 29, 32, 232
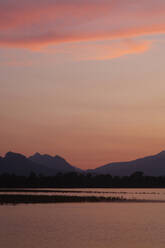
1, 203, 165, 248
1, 189, 165, 248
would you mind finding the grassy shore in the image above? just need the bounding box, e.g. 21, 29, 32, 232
0, 194, 127, 204
0, 194, 165, 205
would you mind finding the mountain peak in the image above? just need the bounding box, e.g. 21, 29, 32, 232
33, 152, 41, 157
157, 151, 165, 157
5, 151, 26, 160
28, 152, 76, 173
5, 151, 15, 157
54, 155, 65, 160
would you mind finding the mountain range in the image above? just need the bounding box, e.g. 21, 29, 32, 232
88, 151, 165, 176
0, 151, 165, 176
0, 152, 80, 176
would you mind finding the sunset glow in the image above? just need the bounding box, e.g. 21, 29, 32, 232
1, 0, 165, 168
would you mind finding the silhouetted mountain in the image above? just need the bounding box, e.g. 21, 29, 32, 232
0, 152, 56, 176
1, 151, 165, 177
88, 151, 165, 176
29, 152, 82, 173
0, 151, 82, 176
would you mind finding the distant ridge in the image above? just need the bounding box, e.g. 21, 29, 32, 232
0, 152, 53, 176
0, 152, 81, 176
88, 151, 165, 176
29, 152, 82, 173
1, 151, 165, 176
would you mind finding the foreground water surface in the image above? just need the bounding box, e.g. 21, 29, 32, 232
1, 189, 165, 248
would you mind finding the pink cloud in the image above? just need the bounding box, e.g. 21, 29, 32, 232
56, 39, 152, 61
0, 0, 165, 49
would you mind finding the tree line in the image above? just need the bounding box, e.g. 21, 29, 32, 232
1, 171, 165, 188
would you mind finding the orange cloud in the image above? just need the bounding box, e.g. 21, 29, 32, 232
61, 40, 152, 61
88, 40, 151, 61
0, 0, 165, 49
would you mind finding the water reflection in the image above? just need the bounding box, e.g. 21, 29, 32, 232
0, 203, 165, 248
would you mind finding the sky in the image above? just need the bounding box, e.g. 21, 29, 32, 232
0, 0, 165, 169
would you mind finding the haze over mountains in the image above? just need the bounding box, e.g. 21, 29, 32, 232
0, 151, 165, 176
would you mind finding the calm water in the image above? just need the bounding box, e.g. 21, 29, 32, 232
1, 201, 165, 248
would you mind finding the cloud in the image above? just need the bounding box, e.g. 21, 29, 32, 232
0, 0, 165, 49
88, 40, 151, 61
59, 39, 152, 61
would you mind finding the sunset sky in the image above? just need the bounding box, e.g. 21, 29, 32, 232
1, 0, 165, 169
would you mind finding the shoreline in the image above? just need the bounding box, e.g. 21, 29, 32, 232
1, 194, 165, 205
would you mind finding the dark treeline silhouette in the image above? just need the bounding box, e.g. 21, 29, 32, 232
1, 171, 165, 188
